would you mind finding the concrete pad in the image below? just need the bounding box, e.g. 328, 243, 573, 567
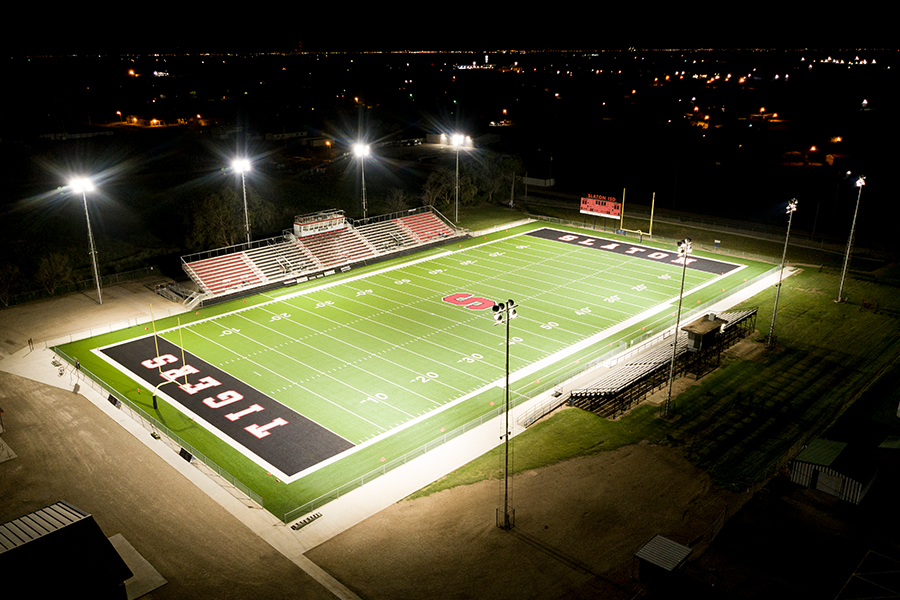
108, 534, 168, 600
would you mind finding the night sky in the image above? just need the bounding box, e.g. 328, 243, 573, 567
8, 5, 897, 56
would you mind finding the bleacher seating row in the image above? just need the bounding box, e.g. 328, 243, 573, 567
569, 310, 757, 418
182, 210, 460, 296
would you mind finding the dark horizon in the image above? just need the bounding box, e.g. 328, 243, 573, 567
7, 5, 899, 57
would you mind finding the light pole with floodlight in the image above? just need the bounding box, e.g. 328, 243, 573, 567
767, 199, 798, 348
663, 239, 691, 419
70, 178, 102, 305
452, 134, 465, 223
492, 298, 518, 530
837, 176, 865, 303
353, 143, 370, 219
233, 159, 251, 246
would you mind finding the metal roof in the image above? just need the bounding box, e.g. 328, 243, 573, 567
0, 501, 89, 555
634, 534, 692, 572
795, 439, 847, 467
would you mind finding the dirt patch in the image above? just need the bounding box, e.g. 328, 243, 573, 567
307, 441, 736, 599
722, 334, 769, 362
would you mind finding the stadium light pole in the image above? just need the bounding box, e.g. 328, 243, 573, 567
451, 134, 466, 223
767, 199, 798, 349
70, 177, 102, 305
663, 239, 691, 419
836, 176, 865, 303
233, 159, 252, 246
353, 143, 370, 219
492, 298, 518, 530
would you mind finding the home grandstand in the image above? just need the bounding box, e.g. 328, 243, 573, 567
177, 206, 462, 307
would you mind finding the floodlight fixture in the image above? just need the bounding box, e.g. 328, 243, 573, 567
69, 178, 95, 194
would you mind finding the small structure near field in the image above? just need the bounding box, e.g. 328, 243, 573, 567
790, 438, 877, 505
633, 534, 692, 582
0, 501, 133, 599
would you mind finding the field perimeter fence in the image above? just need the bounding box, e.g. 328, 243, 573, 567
52, 346, 264, 508
284, 264, 781, 523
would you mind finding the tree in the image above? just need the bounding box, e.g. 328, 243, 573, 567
473, 151, 524, 206
383, 188, 409, 214
0, 262, 21, 306
421, 168, 454, 209
36, 253, 74, 295
186, 192, 241, 251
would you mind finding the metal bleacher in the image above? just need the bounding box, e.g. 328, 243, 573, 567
244, 239, 318, 279
567, 309, 758, 420
355, 219, 416, 253
180, 206, 464, 305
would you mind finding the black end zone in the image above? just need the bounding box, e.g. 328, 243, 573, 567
527, 229, 741, 275
101, 335, 354, 478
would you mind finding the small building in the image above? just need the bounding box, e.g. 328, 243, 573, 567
633, 534, 692, 582
682, 313, 728, 352
0, 501, 132, 599
790, 438, 878, 505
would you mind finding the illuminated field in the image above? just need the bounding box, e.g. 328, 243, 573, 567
67, 224, 762, 518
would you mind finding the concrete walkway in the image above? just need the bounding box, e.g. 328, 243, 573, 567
0, 266, 792, 598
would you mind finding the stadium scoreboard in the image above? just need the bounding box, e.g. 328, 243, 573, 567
580, 194, 621, 219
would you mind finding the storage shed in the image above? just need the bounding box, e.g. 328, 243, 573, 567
790, 439, 878, 505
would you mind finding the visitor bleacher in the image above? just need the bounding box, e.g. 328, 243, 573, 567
183, 253, 265, 295
397, 212, 455, 242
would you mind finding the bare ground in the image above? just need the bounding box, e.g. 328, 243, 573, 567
307, 437, 738, 599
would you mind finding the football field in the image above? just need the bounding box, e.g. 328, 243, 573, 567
96, 226, 744, 488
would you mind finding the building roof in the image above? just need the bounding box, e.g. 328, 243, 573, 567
634, 534, 692, 572
795, 438, 847, 467
0, 501, 132, 595
683, 314, 728, 336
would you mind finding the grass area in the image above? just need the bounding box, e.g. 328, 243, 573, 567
407, 404, 667, 500
409, 266, 900, 497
